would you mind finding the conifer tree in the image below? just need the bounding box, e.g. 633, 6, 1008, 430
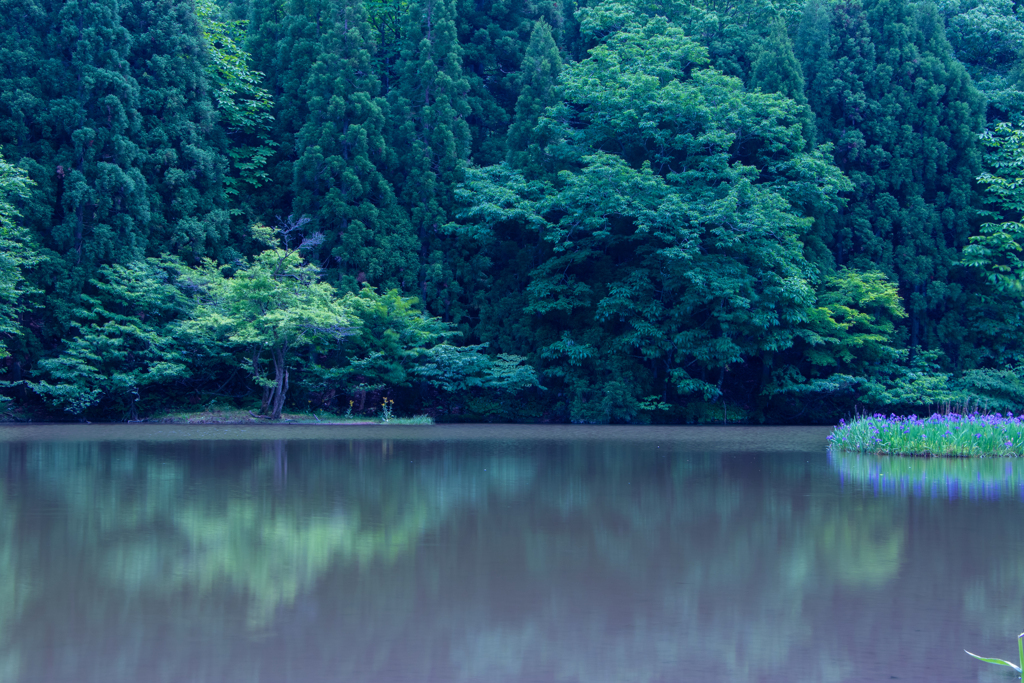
750, 19, 806, 103
387, 0, 471, 317
749, 18, 813, 145
665, 0, 803, 80
245, 0, 321, 221
443, 19, 564, 357
506, 19, 562, 176
799, 0, 984, 352
124, 0, 231, 263
0, 0, 150, 328
456, 0, 534, 165
0, 0, 234, 333
292, 0, 417, 292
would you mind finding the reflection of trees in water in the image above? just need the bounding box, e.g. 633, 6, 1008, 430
0, 456, 31, 683
830, 448, 1024, 663
960, 507, 1024, 649
0, 439, 541, 630
830, 448, 1024, 500
814, 504, 904, 588
0, 437, 997, 683
424, 448, 893, 683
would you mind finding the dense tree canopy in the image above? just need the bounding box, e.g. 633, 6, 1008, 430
1, 0, 1023, 422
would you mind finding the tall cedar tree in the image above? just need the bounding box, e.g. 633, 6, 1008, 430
455, 0, 534, 166
292, 0, 417, 292
799, 0, 984, 353
387, 0, 471, 319
464, 18, 563, 353
0, 0, 149, 329
749, 18, 814, 146
506, 18, 562, 176
245, 0, 319, 223
0, 0, 229, 334
447, 19, 565, 357
124, 0, 230, 263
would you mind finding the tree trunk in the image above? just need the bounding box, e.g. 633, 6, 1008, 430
271, 367, 289, 419
262, 346, 290, 420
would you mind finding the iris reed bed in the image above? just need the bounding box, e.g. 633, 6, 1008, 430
829, 449, 1024, 500
828, 413, 1024, 457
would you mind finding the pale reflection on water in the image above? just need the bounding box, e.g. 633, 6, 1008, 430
0, 425, 1019, 682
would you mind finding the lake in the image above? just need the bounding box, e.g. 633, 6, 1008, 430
0, 424, 1020, 683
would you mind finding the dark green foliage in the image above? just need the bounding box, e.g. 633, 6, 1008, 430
506, 19, 562, 175
5, 0, 1024, 421
0, 0, 231, 330
387, 0, 471, 315
365, 0, 409, 93
964, 122, 1024, 293
302, 284, 539, 415
0, 154, 39, 362
0, 0, 150, 328
333, 285, 457, 392
32, 257, 193, 417
750, 19, 805, 102
455, 0, 534, 165
799, 0, 985, 354
649, 0, 804, 79
936, 0, 1024, 120
245, 0, 327, 224
195, 0, 277, 205
291, 0, 417, 291
461, 18, 849, 422
124, 0, 231, 262
750, 18, 814, 144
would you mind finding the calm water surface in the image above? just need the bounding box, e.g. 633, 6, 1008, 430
0, 424, 1020, 683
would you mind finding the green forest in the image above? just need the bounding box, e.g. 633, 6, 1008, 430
3, 0, 1024, 423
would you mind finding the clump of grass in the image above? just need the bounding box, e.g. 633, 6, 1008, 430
386, 415, 433, 425
829, 412, 1024, 457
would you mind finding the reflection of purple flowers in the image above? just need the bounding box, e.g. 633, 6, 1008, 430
830, 412, 1024, 457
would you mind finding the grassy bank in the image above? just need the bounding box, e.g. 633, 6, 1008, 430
829, 413, 1024, 457
148, 408, 433, 425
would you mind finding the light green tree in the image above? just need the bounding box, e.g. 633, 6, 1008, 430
195, 0, 276, 198
963, 122, 1024, 293
31, 257, 193, 417
315, 285, 539, 414
0, 155, 39, 362
189, 226, 354, 419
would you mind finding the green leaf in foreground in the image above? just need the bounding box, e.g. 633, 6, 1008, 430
964, 651, 1021, 672
965, 631, 1024, 681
